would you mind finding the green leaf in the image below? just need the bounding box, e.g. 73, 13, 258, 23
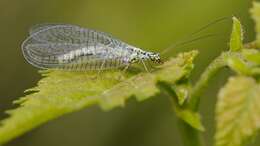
0, 50, 198, 145
230, 17, 243, 51
226, 49, 260, 76
215, 76, 260, 146
174, 106, 204, 131
172, 83, 190, 105
242, 49, 260, 64
250, 2, 260, 48
227, 55, 251, 75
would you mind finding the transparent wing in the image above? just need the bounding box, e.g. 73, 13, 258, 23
28, 24, 120, 45
22, 43, 82, 68
29, 23, 69, 35
22, 24, 130, 70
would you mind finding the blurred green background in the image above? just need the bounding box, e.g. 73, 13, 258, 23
0, 0, 258, 146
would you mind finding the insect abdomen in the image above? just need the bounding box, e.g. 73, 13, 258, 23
59, 57, 129, 71
55, 45, 131, 70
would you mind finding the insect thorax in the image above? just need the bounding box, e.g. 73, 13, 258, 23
129, 48, 161, 64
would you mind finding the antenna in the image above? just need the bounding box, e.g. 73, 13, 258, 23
190, 16, 230, 36
161, 16, 231, 55
161, 33, 221, 54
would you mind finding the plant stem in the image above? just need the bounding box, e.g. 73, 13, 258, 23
157, 82, 204, 146
189, 53, 227, 111
177, 118, 204, 146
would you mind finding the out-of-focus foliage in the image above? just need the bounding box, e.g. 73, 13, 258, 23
215, 76, 260, 146
189, 17, 246, 111
214, 4, 260, 146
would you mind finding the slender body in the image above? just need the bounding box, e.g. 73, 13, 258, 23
22, 24, 161, 71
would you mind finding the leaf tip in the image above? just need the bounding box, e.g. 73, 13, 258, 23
230, 16, 244, 51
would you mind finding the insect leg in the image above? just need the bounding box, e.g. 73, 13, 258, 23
97, 59, 106, 76
147, 61, 154, 70
141, 60, 149, 73
123, 63, 130, 72
117, 62, 131, 81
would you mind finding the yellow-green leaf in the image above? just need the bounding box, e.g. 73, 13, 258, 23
230, 17, 243, 51
174, 106, 204, 131
0, 50, 198, 145
215, 76, 260, 146
227, 55, 251, 75
242, 49, 260, 64
172, 83, 190, 105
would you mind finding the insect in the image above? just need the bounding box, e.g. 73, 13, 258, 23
22, 24, 162, 72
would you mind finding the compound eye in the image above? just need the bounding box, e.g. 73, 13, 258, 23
157, 59, 163, 64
